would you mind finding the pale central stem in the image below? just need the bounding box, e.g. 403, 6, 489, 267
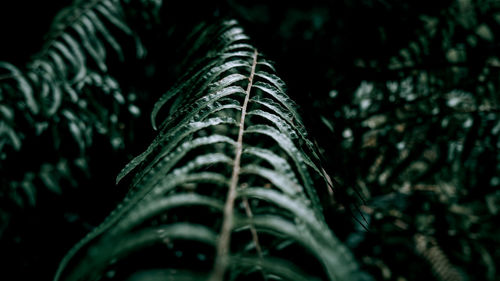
210, 49, 259, 281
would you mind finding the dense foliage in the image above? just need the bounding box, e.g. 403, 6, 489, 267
0, 0, 499, 280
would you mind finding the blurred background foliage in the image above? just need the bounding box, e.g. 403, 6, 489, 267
0, 0, 499, 280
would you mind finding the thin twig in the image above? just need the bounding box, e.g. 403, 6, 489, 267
241, 186, 267, 280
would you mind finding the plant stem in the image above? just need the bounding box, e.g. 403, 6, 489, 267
210, 49, 258, 281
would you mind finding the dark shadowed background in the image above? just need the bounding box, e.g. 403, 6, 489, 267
1, 0, 499, 280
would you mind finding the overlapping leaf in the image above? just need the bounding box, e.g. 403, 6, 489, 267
55, 20, 364, 281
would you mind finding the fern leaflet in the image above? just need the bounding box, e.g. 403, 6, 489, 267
54, 20, 363, 281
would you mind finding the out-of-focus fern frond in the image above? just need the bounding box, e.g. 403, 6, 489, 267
54, 20, 364, 281
0, 0, 154, 209
318, 1, 500, 279
414, 234, 466, 281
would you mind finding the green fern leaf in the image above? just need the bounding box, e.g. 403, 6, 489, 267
54, 20, 362, 281
0, 0, 147, 210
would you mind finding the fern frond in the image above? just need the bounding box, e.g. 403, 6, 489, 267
0, 0, 149, 149
415, 234, 465, 281
0, 0, 149, 209
55, 20, 362, 281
